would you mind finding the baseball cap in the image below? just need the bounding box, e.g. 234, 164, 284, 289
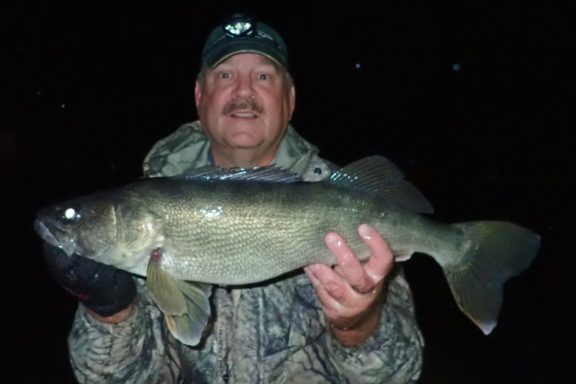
201, 14, 289, 70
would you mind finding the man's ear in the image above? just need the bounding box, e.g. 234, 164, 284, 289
288, 84, 296, 117
194, 79, 202, 109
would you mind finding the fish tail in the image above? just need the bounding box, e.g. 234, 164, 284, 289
443, 221, 540, 334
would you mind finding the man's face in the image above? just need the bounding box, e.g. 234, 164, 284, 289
195, 53, 295, 165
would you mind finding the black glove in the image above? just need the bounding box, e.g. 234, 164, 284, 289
43, 243, 137, 317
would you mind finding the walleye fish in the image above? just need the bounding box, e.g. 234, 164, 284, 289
34, 156, 541, 346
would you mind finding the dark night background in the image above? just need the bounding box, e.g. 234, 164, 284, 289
2, 1, 571, 383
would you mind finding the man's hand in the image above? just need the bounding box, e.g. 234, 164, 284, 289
43, 243, 136, 323
304, 224, 394, 346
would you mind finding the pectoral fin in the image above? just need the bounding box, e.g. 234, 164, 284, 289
146, 248, 213, 346
165, 280, 212, 346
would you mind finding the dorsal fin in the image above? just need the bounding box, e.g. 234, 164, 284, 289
327, 156, 434, 214
179, 165, 302, 183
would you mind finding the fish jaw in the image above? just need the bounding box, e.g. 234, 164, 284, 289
34, 218, 77, 256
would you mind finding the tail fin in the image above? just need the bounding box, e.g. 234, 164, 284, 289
443, 221, 541, 334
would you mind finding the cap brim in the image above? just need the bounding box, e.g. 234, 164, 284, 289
204, 40, 287, 69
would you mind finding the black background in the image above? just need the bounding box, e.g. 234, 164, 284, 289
2, 1, 571, 382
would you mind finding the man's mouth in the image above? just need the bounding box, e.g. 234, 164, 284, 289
230, 111, 258, 118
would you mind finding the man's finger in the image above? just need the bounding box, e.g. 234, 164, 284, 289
358, 224, 394, 283
325, 232, 374, 294
304, 265, 343, 311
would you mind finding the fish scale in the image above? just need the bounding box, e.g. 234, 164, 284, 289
147, 180, 372, 284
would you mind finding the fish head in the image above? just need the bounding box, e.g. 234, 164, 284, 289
34, 193, 119, 261
35, 188, 165, 272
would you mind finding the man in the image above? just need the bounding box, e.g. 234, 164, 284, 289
45, 14, 424, 383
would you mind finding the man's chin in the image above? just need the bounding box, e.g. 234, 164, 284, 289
225, 132, 263, 149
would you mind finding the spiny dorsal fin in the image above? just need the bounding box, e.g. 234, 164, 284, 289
180, 165, 301, 183
328, 156, 434, 214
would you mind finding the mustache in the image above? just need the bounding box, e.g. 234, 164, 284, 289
223, 98, 264, 115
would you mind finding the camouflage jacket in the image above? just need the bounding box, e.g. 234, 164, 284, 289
68, 121, 424, 383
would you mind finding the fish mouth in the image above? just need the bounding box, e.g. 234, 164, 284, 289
34, 218, 77, 256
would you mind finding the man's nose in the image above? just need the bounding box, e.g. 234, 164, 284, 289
233, 75, 255, 98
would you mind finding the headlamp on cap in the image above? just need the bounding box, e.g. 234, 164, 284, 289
201, 14, 289, 70
224, 19, 254, 37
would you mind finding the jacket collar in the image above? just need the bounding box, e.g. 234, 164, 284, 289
143, 120, 320, 177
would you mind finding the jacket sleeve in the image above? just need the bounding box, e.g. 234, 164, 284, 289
323, 270, 424, 384
67, 281, 182, 383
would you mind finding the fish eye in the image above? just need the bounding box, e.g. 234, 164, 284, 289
59, 206, 81, 224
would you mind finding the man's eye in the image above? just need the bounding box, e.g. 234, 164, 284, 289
258, 74, 269, 80
219, 72, 231, 79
